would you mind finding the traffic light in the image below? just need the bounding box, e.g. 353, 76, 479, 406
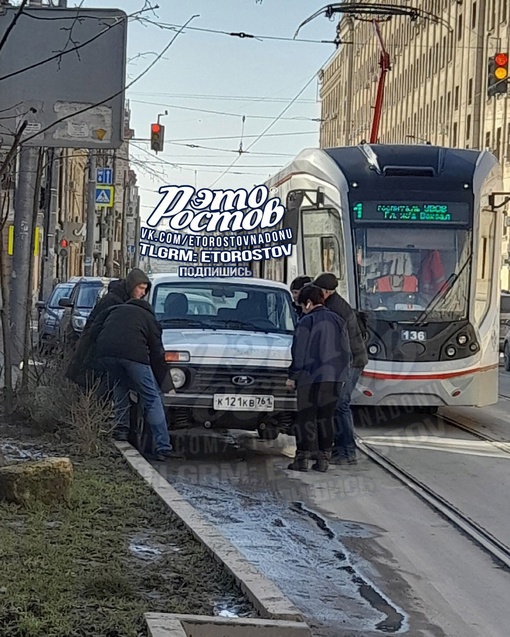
151, 123, 165, 153
59, 238, 68, 258
488, 53, 508, 97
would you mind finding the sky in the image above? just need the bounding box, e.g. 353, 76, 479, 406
76, 0, 339, 221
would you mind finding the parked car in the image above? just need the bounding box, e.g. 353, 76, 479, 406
58, 277, 114, 347
133, 274, 298, 445
500, 292, 510, 353
36, 281, 77, 349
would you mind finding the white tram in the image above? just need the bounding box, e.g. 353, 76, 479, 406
251, 144, 503, 408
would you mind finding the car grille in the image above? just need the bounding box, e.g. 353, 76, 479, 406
187, 366, 289, 397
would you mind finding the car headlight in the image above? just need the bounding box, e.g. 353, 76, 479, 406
169, 367, 186, 389
71, 316, 86, 330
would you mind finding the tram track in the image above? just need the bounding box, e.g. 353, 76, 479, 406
356, 418, 510, 570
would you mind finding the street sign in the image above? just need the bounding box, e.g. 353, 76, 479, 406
127, 245, 135, 254
0, 7, 127, 149
96, 168, 113, 185
95, 186, 114, 207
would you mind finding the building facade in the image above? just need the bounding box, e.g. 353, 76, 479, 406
320, 0, 510, 283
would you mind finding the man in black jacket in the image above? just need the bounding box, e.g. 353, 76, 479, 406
90, 299, 174, 460
314, 272, 368, 465
85, 268, 151, 331
67, 268, 151, 389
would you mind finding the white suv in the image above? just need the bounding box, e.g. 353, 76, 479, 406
148, 274, 297, 439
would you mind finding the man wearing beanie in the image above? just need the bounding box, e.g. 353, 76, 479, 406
290, 276, 312, 319
313, 272, 368, 464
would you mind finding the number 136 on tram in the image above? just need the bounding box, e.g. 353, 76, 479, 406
256, 144, 503, 408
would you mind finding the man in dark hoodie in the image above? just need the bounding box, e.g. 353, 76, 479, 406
84, 268, 151, 331
67, 268, 151, 388
313, 272, 368, 465
90, 298, 174, 459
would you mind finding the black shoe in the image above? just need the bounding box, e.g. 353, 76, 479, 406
312, 450, 332, 473
151, 449, 185, 462
287, 452, 310, 472
331, 453, 358, 466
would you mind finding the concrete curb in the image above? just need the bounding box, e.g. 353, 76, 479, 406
115, 442, 306, 623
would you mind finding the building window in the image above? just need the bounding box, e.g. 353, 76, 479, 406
503, 0, 508, 23
490, 0, 496, 30
466, 114, 471, 140
457, 13, 463, 41
496, 126, 502, 160
453, 122, 458, 146
454, 85, 460, 110
471, 1, 477, 29
485, 131, 491, 149
468, 78, 473, 105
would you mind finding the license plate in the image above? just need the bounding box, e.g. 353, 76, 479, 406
213, 394, 274, 412
401, 329, 427, 342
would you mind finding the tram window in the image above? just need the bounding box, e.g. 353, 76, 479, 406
354, 226, 471, 321
302, 208, 343, 279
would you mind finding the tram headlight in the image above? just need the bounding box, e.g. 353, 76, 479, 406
368, 344, 379, 355
457, 334, 468, 346
446, 346, 456, 357
469, 343, 478, 352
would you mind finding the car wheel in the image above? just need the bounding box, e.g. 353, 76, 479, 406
129, 399, 153, 455
257, 425, 279, 440
504, 343, 510, 372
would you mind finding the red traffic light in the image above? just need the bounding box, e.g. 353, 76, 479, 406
495, 53, 508, 66
60, 239, 68, 248
151, 123, 161, 134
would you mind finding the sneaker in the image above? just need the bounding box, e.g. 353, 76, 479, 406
152, 449, 185, 461
330, 454, 358, 466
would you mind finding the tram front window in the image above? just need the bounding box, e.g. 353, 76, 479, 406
354, 227, 471, 321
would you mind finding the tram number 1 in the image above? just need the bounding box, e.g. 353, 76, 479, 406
401, 330, 427, 342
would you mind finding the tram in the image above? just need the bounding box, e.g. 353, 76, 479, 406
251, 144, 503, 408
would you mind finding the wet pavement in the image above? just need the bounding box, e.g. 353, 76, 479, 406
151, 429, 446, 637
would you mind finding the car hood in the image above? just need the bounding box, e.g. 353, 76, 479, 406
161, 329, 292, 367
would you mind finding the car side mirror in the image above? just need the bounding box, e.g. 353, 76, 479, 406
58, 298, 73, 308
36, 301, 46, 310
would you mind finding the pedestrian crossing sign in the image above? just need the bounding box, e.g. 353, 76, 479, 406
95, 185, 114, 207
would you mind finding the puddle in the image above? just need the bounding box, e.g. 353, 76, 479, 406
213, 597, 253, 618
129, 540, 162, 560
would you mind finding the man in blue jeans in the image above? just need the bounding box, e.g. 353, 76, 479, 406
313, 273, 368, 465
90, 298, 175, 461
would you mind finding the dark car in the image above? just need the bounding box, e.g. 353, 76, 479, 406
58, 277, 114, 347
36, 282, 77, 349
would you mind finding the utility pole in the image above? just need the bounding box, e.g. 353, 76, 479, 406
120, 168, 128, 277
40, 148, 59, 300
10, 146, 39, 365
134, 195, 141, 269
85, 152, 96, 276
106, 150, 116, 277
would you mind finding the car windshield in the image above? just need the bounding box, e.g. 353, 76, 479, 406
152, 282, 296, 333
354, 226, 472, 322
48, 285, 74, 308
76, 284, 103, 309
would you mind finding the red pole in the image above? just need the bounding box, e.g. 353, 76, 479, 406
369, 21, 391, 144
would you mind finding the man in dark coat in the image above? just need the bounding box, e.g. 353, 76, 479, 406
290, 276, 312, 320
67, 268, 151, 388
314, 272, 368, 465
84, 268, 151, 331
90, 299, 174, 460
286, 285, 351, 473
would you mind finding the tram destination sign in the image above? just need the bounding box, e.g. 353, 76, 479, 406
352, 201, 470, 224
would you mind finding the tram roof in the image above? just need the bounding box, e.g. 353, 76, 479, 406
265, 144, 494, 191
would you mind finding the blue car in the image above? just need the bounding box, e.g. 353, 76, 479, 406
37, 282, 77, 349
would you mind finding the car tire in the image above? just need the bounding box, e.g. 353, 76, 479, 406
505, 343, 510, 372
129, 398, 153, 456
257, 425, 279, 440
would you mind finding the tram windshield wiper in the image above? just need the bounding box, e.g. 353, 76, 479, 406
413, 254, 472, 326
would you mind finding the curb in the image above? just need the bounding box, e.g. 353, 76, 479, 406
116, 442, 306, 623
